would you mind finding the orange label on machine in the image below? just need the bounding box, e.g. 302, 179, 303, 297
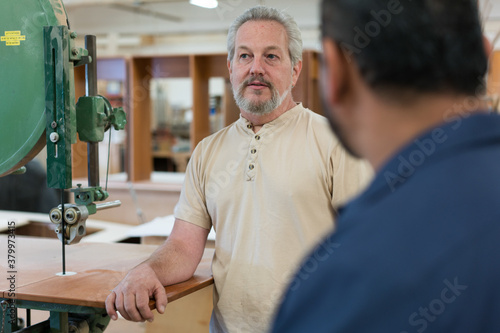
1, 31, 26, 46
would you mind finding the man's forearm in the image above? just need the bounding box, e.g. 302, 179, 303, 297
144, 236, 205, 287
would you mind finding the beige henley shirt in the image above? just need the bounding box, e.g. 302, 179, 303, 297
174, 103, 372, 332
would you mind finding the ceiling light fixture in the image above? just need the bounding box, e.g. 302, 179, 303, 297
189, 0, 218, 9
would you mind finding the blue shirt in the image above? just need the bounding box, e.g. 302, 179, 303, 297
272, 112, 500, 333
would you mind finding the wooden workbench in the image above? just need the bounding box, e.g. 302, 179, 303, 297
0, 236, 213, 308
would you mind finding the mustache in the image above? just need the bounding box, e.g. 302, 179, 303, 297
242, 76, 273, 88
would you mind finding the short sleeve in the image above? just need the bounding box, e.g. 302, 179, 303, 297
330, 143, 373, 209
173, 141, 212, 230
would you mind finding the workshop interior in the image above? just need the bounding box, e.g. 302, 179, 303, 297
1, 0, 500, 332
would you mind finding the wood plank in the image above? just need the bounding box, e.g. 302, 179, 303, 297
145, 285, 213, 333
0, 236, 213, 309
0, 210, 36, 231
488, 50, 500, 103
204, 54, 230, 78
190, 55, 211, 149
306, 51, 323, 115
151, 56, 190, 78
290, 50, 322, 114
72, 65, 88, 179
0, 237, 156, 296
129, 57, 153, 181
292, 56, 306, 108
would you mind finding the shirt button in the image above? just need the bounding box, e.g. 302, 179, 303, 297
247, 124, 252, 129
251, 149, 257, 154
255, 135, 261, 140
249, 164, 255, 170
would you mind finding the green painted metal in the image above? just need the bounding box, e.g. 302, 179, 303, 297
44, 19, 89, 190
73, 94, 126, 207
15, 319, 50, 332
76, 96, 127, 143
44, 25, 76, 189
1, 298, 110, 333
49, 311, 68, 333
76, 96, 107, 142
0, 0, 68, 177
1, 300, 17, 333
109, 107, 127, 132
73, 185, 108, 206
7, 299, 106, 315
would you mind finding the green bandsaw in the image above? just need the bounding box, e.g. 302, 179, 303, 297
0, 1, 126, 251
0, 1, 127, 332
0, 0, 67, 176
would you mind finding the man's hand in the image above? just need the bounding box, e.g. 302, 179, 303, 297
105, 263, 167, 322
105, 219, 209, 322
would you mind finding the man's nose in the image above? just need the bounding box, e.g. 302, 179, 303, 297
250, 57, 265, 76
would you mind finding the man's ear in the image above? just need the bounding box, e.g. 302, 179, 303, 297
291, 60, 303, 87
321, 38, 348, 106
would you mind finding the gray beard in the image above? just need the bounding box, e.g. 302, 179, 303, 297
233, 77, 288, 116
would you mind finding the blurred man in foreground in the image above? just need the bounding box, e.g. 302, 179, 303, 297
273, 1, 500, 332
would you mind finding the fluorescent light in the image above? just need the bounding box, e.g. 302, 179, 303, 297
189, 0, 218, 9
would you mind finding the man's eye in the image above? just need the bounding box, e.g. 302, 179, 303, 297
240, 54, 250, 59
267, 54, 278, 60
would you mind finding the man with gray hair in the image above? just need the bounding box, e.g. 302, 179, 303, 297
106, 5, 371, 332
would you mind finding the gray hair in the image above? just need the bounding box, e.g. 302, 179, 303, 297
227, 6, 303, 67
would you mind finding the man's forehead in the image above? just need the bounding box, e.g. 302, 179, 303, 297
235, 20, 288, 50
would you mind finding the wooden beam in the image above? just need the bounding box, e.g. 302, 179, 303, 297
129, 57, 153, 181
204, 54, 231, 78
487, 50, 500, 96
190, 55, 211, 150
72, 65, 88, 179
151, 56, 190, 78
306, 51, 323, 115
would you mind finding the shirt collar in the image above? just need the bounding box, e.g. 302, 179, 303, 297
236, 103, 305, 132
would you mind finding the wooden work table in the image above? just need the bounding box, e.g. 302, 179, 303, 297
0, 236, 214, 308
